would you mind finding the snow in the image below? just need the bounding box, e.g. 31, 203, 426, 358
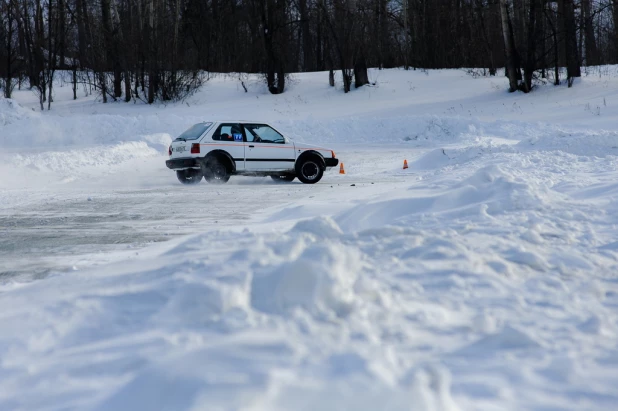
1, 68, 618, 410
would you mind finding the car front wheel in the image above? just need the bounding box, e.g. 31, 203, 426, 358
176, 169, 203, 184
295, 157, 324, 184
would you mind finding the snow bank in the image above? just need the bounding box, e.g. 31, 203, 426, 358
6, 141, 163, 174
1, 111, 186, 150
0, 98, 34, 126
279, 115, 487, 146
0, 99, 176, 182
517, 127, 618, 157
337, 165, 547, 231
409, 144, 518, 171
3, 94, 616, 187
1, 101, 488, 151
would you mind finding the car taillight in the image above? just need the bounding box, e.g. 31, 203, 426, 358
191, 143, 200, 154
168, 145, 172, 156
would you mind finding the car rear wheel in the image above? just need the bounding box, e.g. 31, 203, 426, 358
295, 157, 324, 184
176, 169, 202, 184
271, 174, 295, 183
201, 158, 230, 184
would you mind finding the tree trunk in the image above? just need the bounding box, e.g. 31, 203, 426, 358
100, 71, 107, 103
378, 0, 389, 67
124, 72, 131, 102
48, 81, 53, 110
276, 63, 285, 94
545, 8, 560, 85
170, 0, 180, 96
477, 0, 498, 76
403, 0, 409, 69
354, 56, 369, 88
299, 0, 312, 71
582, 0, 598, 66
111, 0, 131, 101
36, 0, 45, 103
537, 0, 546, 78
4, 0, 15, 98
76, 0, 88, 67
134, 70, 139, 98
316, 6, 323, 70
500, 0, 518, 92
101, 0, 122, 98
342, 69, 352, 93
329, 68, 334, 87
46, 0, 53, 110
72, 64, 77, 100
522, 0, 541, 93
147, 0, 155, 104
560, 0, 580, 84
264, 33, 279, 94
319, 0, 351, 92
262, 0, 286, 94
613, 1, 618, 62
58, 0, 66, 68
513, 0, 525, 57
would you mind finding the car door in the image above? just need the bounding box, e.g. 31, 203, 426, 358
242, 123, 295, 171
210, 123, 246, 171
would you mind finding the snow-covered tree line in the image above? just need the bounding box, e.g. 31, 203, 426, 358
1, 0, 618, 105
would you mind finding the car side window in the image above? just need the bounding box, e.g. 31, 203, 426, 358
212, 123, 244, 142
243, 124, 285, 144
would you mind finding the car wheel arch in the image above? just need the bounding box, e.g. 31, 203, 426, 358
203, 149, 236, 173
296, 150, 326, 169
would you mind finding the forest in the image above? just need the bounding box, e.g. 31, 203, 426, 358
1, 0, 617, 107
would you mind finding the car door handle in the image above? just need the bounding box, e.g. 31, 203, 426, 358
248, 145, 255, 148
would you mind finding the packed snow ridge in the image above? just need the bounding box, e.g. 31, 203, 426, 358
1, 68, 618, 410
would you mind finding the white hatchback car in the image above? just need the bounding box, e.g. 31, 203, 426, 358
166, 121, 339, 184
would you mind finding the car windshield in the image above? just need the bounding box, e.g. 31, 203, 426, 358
175, 122, 213, 141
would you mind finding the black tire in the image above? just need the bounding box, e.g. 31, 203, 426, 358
176, 169, 202, 185
201, 157, 231, 184
271, 174, 296, 183
295, 156, 324, 184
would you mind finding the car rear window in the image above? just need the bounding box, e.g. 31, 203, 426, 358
175, 122, 213, 141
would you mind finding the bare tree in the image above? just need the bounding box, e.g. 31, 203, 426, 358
582, 0, 598, 66
1, 0, 20, 98
500, 0, 519, 92
544, 3, 560, 84
559, 0, 580, 85
521, 0, 542, 92
6, 0, 618, 103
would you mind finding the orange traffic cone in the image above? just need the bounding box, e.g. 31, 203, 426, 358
339, 162, 346, 174
403, 159, 409, 169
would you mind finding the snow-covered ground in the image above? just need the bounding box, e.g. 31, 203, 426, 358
1, 68, 618, 410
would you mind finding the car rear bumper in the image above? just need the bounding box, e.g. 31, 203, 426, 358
325, 158, 339, 168
166, 157, 199, 169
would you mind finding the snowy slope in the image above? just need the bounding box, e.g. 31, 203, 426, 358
1, 69, 618, 410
